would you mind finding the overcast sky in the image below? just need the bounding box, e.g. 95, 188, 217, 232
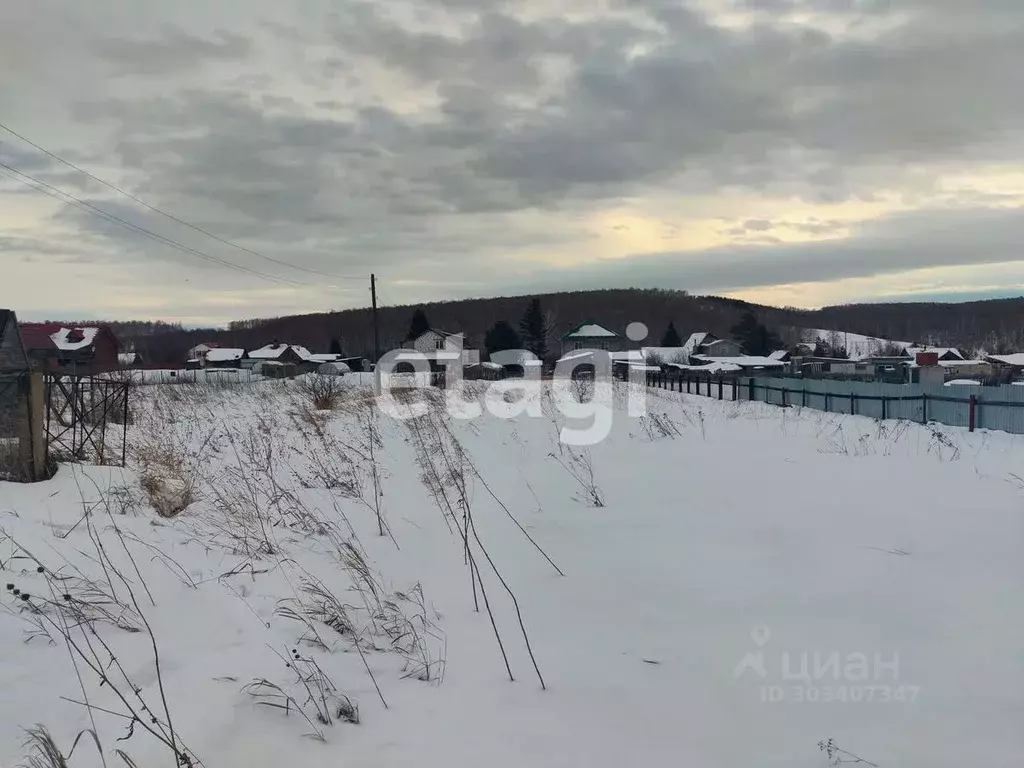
2, 0, 1023, 324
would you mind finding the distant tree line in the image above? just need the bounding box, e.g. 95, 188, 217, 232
82, 289, 1024, 365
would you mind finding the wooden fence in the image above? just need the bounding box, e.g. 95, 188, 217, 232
644, 371, 740, 401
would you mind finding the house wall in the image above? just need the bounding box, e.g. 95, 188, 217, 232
700, 339, 743, 357
410, 331, 464, 355
560, 336, 627, 355
942, 362, 992, 378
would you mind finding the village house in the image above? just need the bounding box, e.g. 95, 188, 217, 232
247, 342, 315, 371
19, 323, 120, 374
680, 332, 743, 362
204, 348, 246, 368
403, 329, 480, 368
688, 354, 787, 373
984, 353, 1024, 379
187, 342, 219, 361
560, 321, 627, 356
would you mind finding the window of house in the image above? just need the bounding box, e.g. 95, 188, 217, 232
435, 338, 445, 350
573, 341, 583, 350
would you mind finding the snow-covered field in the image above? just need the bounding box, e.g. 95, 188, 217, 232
1, 377, 1022, 767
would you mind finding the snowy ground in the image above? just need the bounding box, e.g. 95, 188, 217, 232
1, 377, 1022, 767
801, 329, 912, 359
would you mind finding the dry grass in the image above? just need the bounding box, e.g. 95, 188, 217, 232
295, 374, 348, 411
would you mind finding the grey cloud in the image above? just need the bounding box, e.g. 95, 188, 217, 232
70, 0, 1024, 223
7, 0, 1024, 318
95, 28, 251, 75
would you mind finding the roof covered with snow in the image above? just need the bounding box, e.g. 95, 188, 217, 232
205, 348, 245, 362
693, 355, 786, 368
51, 326, 99, 351
986, 353, 1024, 367
680, 332, 713, 359
248, 343, 312, 360
945, 379, 982, 386
668, 361, 743, 374
768, 350, 789, 360
564, 321, 618, 339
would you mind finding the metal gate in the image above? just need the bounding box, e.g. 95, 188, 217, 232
44, 374, 130, 466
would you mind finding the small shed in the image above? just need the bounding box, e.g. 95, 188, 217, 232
205, 348, 246, 368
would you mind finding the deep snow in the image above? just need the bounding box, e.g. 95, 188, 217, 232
0, 378, 1022, 767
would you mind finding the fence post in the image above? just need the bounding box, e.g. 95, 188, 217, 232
781, 386, 787, 408
748, 378, 754, 401
718, 377, 723, 400
732, 379, 737, 401
824, 392, 829, 412
969, 394, 976, 432
921, 393, 928, 424
18, 373, 46, 482
881, 397, 887, 420
802, 388, 806, 407
121, 382, 130, 466
850, 391, 856, 416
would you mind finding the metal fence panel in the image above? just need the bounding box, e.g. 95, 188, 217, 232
735, 376, 1024, 435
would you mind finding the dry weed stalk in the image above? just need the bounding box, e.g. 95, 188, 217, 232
407, 405, 547, 689
550, 447, 604, 507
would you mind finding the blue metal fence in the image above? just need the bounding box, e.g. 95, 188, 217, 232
737, 376, 1024, 434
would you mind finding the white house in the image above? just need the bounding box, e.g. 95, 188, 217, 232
560, 321, 624, 355
405, 329, 480, 367
680, 332, 743, 362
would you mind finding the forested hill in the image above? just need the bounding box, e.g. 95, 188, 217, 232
79, 289, 1024, 363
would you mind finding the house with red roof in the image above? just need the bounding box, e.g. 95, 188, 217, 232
19, 323, 120, 374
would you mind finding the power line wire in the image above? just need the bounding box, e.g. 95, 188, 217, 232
0, 121, 365, 281
376, 281, 401, 308
0, 162, 315, 287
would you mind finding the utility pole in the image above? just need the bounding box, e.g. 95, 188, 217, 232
370, 273, 380, 362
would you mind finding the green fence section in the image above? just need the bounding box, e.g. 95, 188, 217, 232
737, 376, 1024, 434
